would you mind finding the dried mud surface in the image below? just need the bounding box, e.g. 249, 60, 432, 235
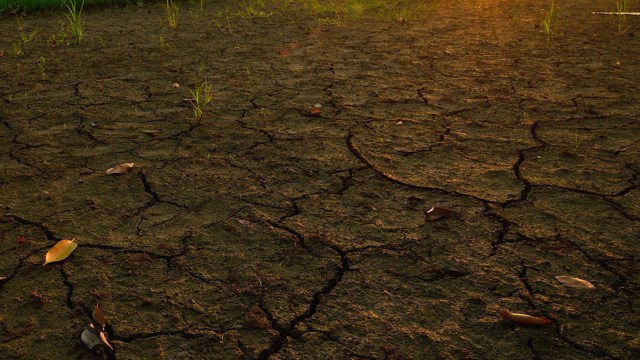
1, 0, 639, 359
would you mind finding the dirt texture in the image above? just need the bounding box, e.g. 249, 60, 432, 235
1, 0, 639, 359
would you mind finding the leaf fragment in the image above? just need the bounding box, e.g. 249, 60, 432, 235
500, 310, 553, 326
141, 130, 159, 137
554, 275, 595, 289
310, 104, 322, 117
425, 206, 458, 221
106, 162, 135, 175
99, 330, 113, 351
92, 303, 107, 330
43, 239, 78, 266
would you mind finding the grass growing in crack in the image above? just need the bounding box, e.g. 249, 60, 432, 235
542, 0, 555, 39
165, 0, 179, 29
189, 67, 213, 122
64, 0, 85, 43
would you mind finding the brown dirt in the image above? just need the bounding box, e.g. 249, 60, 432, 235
1, 0, 639, 359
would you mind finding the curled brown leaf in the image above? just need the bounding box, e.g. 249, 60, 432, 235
500, 310, 553, 326
106, 162, 135, 175
92, 303, 107, 329
425, 206, 458, 221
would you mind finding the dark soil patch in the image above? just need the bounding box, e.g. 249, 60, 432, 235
1, 0, 639, 359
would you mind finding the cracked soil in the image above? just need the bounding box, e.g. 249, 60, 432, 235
1, 0, 639, 359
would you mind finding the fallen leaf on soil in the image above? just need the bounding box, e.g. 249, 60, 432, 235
106, 162, 135, 175
425, 206, 458, 221
43, 239, 77, 266
554, 275, 595, 290
92, 303, 107, 329
99, 330, 113, 351
310, 104, 322, 117
500, 310, 553, 326
17, 236, 25, 244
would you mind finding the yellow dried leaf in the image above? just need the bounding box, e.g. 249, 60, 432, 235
106, 162, 135, 175
43, 239, 77, 266
554, 275, 595, 289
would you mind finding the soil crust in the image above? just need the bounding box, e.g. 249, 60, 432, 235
1, 0, 639, 359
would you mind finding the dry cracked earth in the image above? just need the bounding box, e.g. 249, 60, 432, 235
1, 0, 639, 359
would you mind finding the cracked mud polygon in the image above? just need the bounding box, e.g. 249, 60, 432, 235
1, 0, 639, 359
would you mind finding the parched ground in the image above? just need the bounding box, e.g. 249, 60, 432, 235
1, 0, 639, 359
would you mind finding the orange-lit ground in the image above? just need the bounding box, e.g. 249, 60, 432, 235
1, 0, 638, 359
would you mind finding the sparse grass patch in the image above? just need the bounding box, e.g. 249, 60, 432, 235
64, 0, 85, 43
49, 20, 71, 48
159, 36, 170, 50
617, 0, 630, 34
189, 67, 213, 122
300, 0, 429, 23
542, 0, 555, 39
8, 17, 37, 57
165, 0, 179, 29
238, 0, 272, 18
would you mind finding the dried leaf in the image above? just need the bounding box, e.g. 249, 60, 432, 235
554, 275, 595, 290
99, 330, 113, 351
43, 239, 78, 266
425, 206, 458, 221
141, 130, 159, 137
500, 310, 553, 326
310, 104, 322, 117
106, 162, 135, 175
92, 303, 107, 329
